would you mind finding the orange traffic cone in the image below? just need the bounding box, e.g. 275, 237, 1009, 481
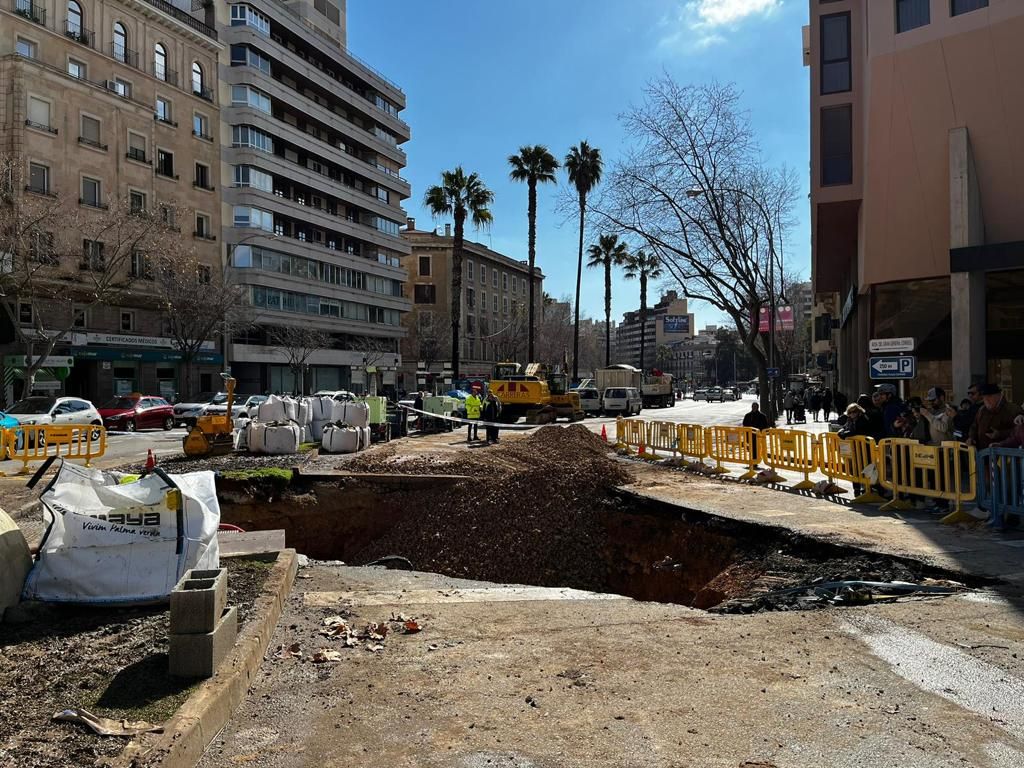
145, 449, 156, 471
600, 424, 608, 443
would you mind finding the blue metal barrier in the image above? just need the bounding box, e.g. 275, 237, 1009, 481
978, 447, 1024, 529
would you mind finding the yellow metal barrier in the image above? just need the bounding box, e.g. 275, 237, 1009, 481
645, 420, 679, 457
759, 429, 818, 490
706, 426, 759, 480
817, 434, 885, 503
676, 423, 707, 464
876, 439, 976, 518
615, 418, 647, 454
3, 424, 107, 473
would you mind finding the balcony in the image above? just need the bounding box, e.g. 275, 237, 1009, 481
193, 86, 214, 102
154, 114, 178, 128
139, 0, 217, 41
79, 197, 109, 210
64, 19, 93, 47
78, 136, 108, 151
192, 129, 213, 141
126, 148, 150, 165
192, 181, 215, 192
154, 65, 178, 88
193, 231, 217, 241
110, 43, 140, 70
24, 184, 56, 197
13, 0, 44, 25
24, 119, 57, 135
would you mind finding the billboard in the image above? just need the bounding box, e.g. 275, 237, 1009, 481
663, 315, 690, 334
758, 306, 795, 333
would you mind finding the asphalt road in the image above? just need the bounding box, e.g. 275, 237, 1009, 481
0, 426, 189, 477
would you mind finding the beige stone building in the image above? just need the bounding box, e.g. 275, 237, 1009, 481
807, 0, 1024, 401
0, 0, 223, 402
615, 291, 695, 372
401, 220, 543, 387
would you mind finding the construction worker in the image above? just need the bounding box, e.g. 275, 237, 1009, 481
465, 386, 482, 441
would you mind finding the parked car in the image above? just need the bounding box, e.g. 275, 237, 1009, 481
172, 392, 226, 427
203, 394, 266, 421
7, 396, 103, 445
572, 387, 601, 416
602, 387, 642, 416
692, 388, 709, 401
0, 410, 18, 432
721, 387, 740, 401
99, 395, 175, 431
706, 387, 725, 403
313, 390, 356, 402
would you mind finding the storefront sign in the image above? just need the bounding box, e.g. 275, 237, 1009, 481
71, 347, 223, 364
70, 332, 215, 351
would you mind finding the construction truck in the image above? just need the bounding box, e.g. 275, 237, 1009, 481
595, 365, 643, 398
641, 372, 675, 408
488, 362, 584, 424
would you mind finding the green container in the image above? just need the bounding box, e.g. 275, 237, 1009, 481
359, 396, 388, 424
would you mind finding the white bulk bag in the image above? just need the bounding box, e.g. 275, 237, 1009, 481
297, 399, 311, 426
282, 397, 298, 422
22, 462, 220, 605
247, 422, 266, 454
301, 425, 312, 444
344, 402, 370, 428
234, 424, 249, 451
360, 426, 372, 450
261, 423, 300, 455
330, 400, 347, 422
310, 420, 328, 442
310, 397, 328, 422
321, 424, 360, 454
258, 394, 286, 423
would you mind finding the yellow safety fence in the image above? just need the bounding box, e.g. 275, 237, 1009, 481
759, 429, 818, 491
876, 438, 977, 521
707, 426, 759, 479
616, 418, 648, 455
677, 423, 707, 464
818, 433, 885, 504
2, 424, 107, 474
646, 420, 680, 457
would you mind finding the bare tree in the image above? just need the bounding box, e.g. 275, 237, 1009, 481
597, 77, 798, 420
404, 310, 448, 371
535, 294, 574, 369
492, 302, 528, 363
0, 154, 187, 395
267, 325, 331, 395
352, 336, 397, 395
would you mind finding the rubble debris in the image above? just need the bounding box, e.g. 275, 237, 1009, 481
52, 708, 163, 737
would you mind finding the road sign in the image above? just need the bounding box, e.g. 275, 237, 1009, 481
767, 367, 780, 379
870, 355, 916, 380
869, 337, 915, 354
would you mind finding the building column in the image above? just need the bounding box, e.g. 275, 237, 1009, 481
949, 127, 986, 397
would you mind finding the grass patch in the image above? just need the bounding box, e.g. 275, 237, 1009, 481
298, 442, 319, 453
220, 467, 293, 490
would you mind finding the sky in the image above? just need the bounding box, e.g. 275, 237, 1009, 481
348, 0, 810, 329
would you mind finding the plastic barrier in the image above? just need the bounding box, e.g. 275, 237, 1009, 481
876, 439, 976, 519
616, 418, 648, 454
818, 433, 885, 503
706, 426, 759, 480
676, 423, 707, 464
759, 429, 818, 490
3, 424, 107, 473
645, 420, 679, 456
976, 447, 1023, 529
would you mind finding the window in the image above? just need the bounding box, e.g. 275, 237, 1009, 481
159, 205, 176, 228
952, 0, 987, 16
120, 310, 135, 332
230, 45, 270, 75
231, 85, 270, 113
522, 278, 527, 294
480, 266, 486, 285
18, 302, 32, 324
466, 315, 476, 334
191, 62, 204, 95
111, 78, 131, 99
154, 43, 167, 81
376, 187, 389, 203
230, 4, 270, 35
155, 97, 172, 123
467, 260, 474, 280
68, 58, 86, 79
27, 96, 51, 132
194, 163, 212, 190
113, 22, 128, 62
156, 149, 175, 178
481, 291, 487, 311
414, 284, 436, 304
193, 112, 209, 139
418, 255, 431, 276
503, 296, 509, 314
81, 239, 104, 270
129, 190, 146, 214
16, 37, 36, 58
233, 205, 274, 231
127, 132, 147, 163
80, 177, 102, 207
72, 304, 87, 328
896, 0, 929, 32
28, 229, 55, 263
233, 165, 273, 192
467, 287, 476, 308
502, 272, 508, 290
28, 162, 49, 194
820, 13, 850, 94
493, 294, 499, 312
130, 249, 150, 278
492, 269, 498, 288
79, 115, 102, 149
231, 125, 273, 152
195, 212, 211, 238
821, 105, 853, 186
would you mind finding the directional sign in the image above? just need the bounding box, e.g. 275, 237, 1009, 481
767, 367, 781, 379
870, 355, 916, 380
869, 337, 915, 354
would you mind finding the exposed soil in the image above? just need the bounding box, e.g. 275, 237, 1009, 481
0, 558, 272, 768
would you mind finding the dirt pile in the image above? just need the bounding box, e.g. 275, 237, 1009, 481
345, 426, 634, 591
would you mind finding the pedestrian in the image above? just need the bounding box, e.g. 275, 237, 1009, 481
952, 398, 974, 442
822, 388, 834, 420
412, 391, 424, 432
906, 397, 931, 443
808, 389, 822, 422
874, 383, 904, 437
918, 387, 954, 445
968, 383, 1022, 450
464, 386, 482, 442
783, 390, 795, 425
482, 391, 502, 444
742, 401, 769, 430
833, 389, 848, 418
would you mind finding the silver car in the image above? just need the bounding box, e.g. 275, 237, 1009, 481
7, 396, 103, 445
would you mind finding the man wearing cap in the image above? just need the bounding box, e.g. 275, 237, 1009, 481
969, 384, 1022, 449
874, 383, 904, 438
919, 387, 954, 445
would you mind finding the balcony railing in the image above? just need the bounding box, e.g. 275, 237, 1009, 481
192, 181, 215, 191
192, 85, 214, 102
192, 129, 213, 141
79, 197, 109, 210
13, 0, 45, 25
154, 65, 178, 88
126, 148, 150, 164
139, 0, 217, 41
64, 19, 93, 47
110, 43, 140, 70
78, 136, 108, 151
24, 120, 57, 135
24, 184, 56, 197
193, 231, 217, 241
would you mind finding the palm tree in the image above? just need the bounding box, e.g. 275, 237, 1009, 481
508, 146, 559, 363
564, 141, 602, 380
586, 234, 629, 367
423, 167, 494, 380
622, 249, 662, 372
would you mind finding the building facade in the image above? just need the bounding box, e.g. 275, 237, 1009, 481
0, 0, 224, 403
615, 291, 695, 371
215, 0, 411, 396
401, 221, 543, 387
807, 0, 1024, 402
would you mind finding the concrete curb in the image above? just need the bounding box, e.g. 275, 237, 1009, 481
112, 548, 298, 768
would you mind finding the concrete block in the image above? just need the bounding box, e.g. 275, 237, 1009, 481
169, 606, 238, 678
170, 567, 227, 635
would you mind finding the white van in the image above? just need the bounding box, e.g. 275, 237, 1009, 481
602, 387, 642, 416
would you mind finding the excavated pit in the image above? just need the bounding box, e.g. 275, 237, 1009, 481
215, 426, 976, 612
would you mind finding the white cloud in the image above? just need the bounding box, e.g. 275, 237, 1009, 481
660, 0, 783, 51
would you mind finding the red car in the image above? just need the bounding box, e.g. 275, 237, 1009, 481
99, 395, 176, 432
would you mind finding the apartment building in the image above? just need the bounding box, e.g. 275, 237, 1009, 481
401, 220, 543, 386
0, 0, 223, 403
215, 0, 411, 395
807, 0, 1024, 401
615, 291, 695, 371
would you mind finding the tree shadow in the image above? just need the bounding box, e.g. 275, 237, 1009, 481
93, 653, 197, 721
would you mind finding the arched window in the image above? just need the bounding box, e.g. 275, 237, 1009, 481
154, 43, 167, 81
67, 1, 83, 37
113, 22, 127, 63
191, 62, 204, 95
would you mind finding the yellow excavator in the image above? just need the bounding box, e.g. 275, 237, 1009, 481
488, 363, 584, 424
183, 373, 237, 457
